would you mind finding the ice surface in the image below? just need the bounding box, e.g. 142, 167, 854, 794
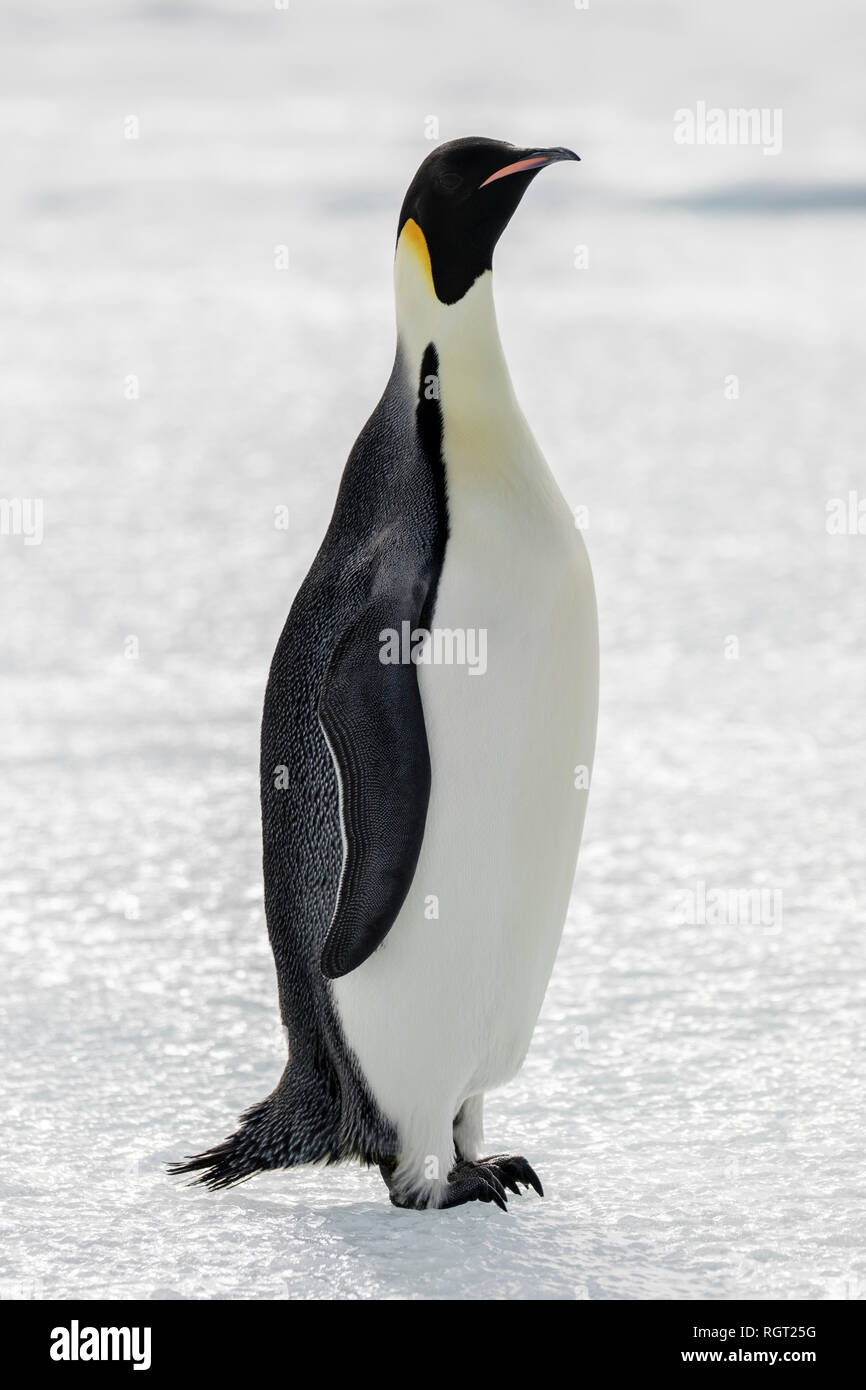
1, 0, 865, 1300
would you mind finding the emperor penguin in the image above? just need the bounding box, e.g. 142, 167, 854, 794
171, 137, 599, 1211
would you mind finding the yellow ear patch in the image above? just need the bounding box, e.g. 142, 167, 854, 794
399, 218, 435, 296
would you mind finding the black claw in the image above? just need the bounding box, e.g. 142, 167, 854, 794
483, 1180, 508, 1212
481, 1154, 544, 1199
526, 1169, 543, 1198
482, 1170, 508, 1207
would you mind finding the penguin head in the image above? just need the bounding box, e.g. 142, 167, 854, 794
397, 136, 579, 306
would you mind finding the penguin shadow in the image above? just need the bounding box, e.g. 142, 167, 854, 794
216, 1165, 552, 1238
190, 1173, 723, 1300
212, 1168, 586, 1294
168, 1147, 723, 1299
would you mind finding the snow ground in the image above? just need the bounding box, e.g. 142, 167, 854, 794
1, 0, 865, 1300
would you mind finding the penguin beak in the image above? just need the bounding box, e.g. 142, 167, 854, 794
479, 146, 580, 188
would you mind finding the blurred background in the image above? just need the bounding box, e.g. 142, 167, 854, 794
1, 0, 865, 1299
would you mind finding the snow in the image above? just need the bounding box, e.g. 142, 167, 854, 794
2, 0, 865, 1300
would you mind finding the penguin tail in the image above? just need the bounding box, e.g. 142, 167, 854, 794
168, 1095, 283, 1190
169, 1077, 338, 1190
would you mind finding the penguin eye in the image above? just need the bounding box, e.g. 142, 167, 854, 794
437, 172, 463, 193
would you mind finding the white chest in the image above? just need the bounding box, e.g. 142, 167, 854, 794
331, 246, 598, 1150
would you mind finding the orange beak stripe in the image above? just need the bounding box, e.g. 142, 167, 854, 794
479, 156, 550, 187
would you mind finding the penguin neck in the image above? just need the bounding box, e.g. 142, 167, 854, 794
393, 221, 521, 437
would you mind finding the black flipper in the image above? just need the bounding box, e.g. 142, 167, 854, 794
318, 593, 432, 980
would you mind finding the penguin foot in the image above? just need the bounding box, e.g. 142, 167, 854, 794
379, 1155, 542, 1211
475, 1154, 544, 1200
439, 1155, 543, 1211
438, 1160, 509, 1211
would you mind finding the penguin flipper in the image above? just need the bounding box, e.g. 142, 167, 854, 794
318, 593, 431, 980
